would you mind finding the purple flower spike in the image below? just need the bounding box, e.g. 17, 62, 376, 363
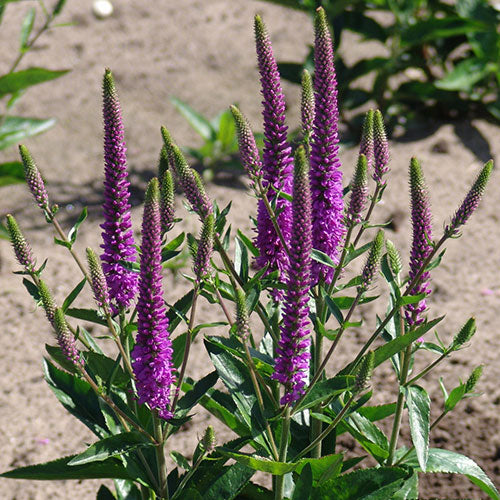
132, 178, 175, 420
100, 69, 138, 312
310, 7, 345, 284
406, 158, 432, 326
272, 146, 312, 405
254, 15, 293, 281
373, 110, 390, 184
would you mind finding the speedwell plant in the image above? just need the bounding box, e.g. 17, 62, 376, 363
2, 8, 498, 500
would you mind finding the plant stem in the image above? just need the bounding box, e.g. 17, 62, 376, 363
154, 416, 168, 499
275, 406, 291, 500
352, 183, 381, 248
328, 224, 354, 295
405, 351, 449, 387
105, 312, 135, 377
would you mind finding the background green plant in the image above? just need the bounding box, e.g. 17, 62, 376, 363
260, 0, 500, 130
0, 0, 69, 237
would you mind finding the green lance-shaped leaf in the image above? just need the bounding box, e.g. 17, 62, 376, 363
0, 67, 69, 98
406, 385, 430, 472
0, 117, 56, 151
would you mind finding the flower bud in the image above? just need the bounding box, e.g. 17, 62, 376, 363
300, 69, 315, 144
385, 239, 402, 276
359, 230, 384, 291
235, 288, 250, 341
160, 169, 175, 235
53, 308, 83, 367
347, 154, 368, 225
451, 317, 476, 350
38, 279, 56, 326
359, 109, 374, 170
86, 247, 110, 310
201, 425, 216, 454
373, 110, 389, 184
355, 351, 374, 392
19, 145, 50, 213
6, 214, 35, 271
193, 213, 214, 282
464, 365, 483, 394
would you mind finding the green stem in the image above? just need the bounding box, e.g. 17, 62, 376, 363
275, 406, 291, 500
405, 351, 449, 387
328, 224, 354, 295
352, 184, 381, 248
105, 311, 134, 378
154, 416, 168, 499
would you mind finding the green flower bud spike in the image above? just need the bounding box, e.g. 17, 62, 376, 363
235, 288, 250, 341
359, 109, 374, 170
19, 145, 51, 214
451, 317, 476, 351
53, 308, 83, 367
201, 425, 216, 454
359, 230, 384, 291
346, 154, 368, 225
160, 169, 175, 235
38, 279, 56, 326
464, 365, 483, 394
355, 350, 374, 393
385, 239, 402, 277
6, 214, 35, 271
86, 247, 110, 310
300, 69, 315, 150
158, 146, 170, 184
193, 213, 214, 282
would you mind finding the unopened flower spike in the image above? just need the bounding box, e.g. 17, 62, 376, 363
464, 365, 483, 394
385, 239, 402, 277
19, 145, 50, 215
272, 146, 312, 405
86, 247, 110, 310
301, 69, 315, 150
235, 288, 250, 341
451, 317, 476, 350
347, 154, 368, 225
445, 160, 493, 237
373, 110, 389, 184
406, 158, 432, 326
193, 213, 214, 282
161, 127, 212, 220
100, 68, 138, 312
201, 425, 216, 454
230, 105, 263, 182
160, 169, 175, 235
38, 279, 56, 326
310, 6, 344, 284
6, 214, 36, 271
132, 178, 175, 420
355, 350, 374, 393
359, 229, 384, 291
158, 146, 170, 184
53, 308, 83, 367
359, 109, 374, 170
254, 14, 293, 283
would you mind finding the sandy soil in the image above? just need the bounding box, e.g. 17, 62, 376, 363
0, 1, 499, 498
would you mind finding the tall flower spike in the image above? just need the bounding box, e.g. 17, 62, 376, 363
406, 158, 432, 326
53, 308, 83, 367
373, 110, 389, 184
301, 69, 315, 150
359, 109, 374, 170
6, 214, 35, 271
235, 288, 250, 341
86, 247, 110, 310
272, 146, 312, 405
310, 7, 344, 284
158, 146, 170, 184
19, 145, 50, 214
38, 279, 56, 326
193, 213, 214, 282
359, 229, 384, 291
254, 15, 293, 280
161, 127, 212, 220
100, 69, 138, 312
446, 160, 493, 236
230, 105, 263, 182
347, 154, 368, 225
160, 169, 175, 235
132, 178, 175, 420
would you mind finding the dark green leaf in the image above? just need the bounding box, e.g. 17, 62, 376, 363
0, 68, 69, 98
406, 385, 430, 471
311, 249, 337, 268
170, 96, 214, 141
294, 454, 344, 484
234, 236, 249, 283
397, 293, 426, 306
62, 278, 86, 311
344, 413, 389, 462
22, 277, 40, 302
68, 432, 152, 465
66, 307, 107, 326
445, 383, 466, 412
167, 290, 194, 332
20, 7, 35, 51
436, 58, 491, 92
343, 242, 372, 266
358, 403, 396, 422
113, 479, 142, 500
404, 448, 500, 500
342, 11, 387, 42
52, 0, 67, 15
85, 352, 129, 388
176, 370, 219, 418
46, 344, 80, 374
54, 237, 72, 249
325, 296, 343, 324
68, 207, 87, 244
295, 376, 356, 412
171, 450, 190, 470
293, 463, 313, 499
0, 454, 133, 481
97, 485, 116, 500
392, 470, 419, 500
0, 161, 25, 186
0, 116, 55, 150
236, 229, 258, 257
219, 449, 297, 475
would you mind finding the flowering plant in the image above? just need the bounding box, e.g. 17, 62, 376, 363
2, 8, 498, 500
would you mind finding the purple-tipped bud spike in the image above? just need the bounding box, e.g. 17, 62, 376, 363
310, 7, 345, 284
272, 146, 312, 405
194, 213, 214, 282
132, 178, 175, 420
230, 105, 263, 182
6, 214, 36, 270
359, 110, 374, 170
373, 110, 389, 184
359, 230, 384, 291
235, 288, 250, 341
38, 279, 56, 326
86, 247, 110, 310
406, 158, 432, 326
301, 69, 315, 149
161, 127, 212, 220
53, 308, 83, 367
160, 170, 175, 235
446, 160, 493, 236
254, 15, 293, 281
19, 145, 50, 214
347, 154, 368, 225
100, 69, 138, 312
